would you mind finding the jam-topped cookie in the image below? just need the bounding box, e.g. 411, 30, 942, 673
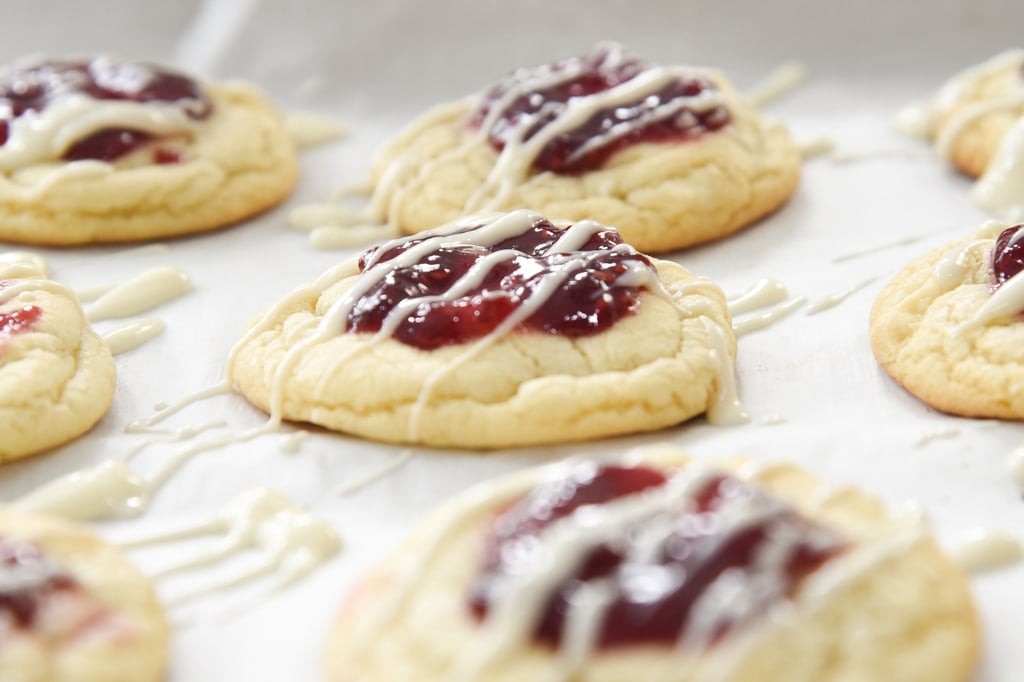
229, 209, 742, 448
326, 449, 978, 681
0, 256, 114, 462
0, 508, 168, 682
871, 220, 1024, 418
350, 44, 799, 253
0, 55, 297, 245
897, 50, 1024, 219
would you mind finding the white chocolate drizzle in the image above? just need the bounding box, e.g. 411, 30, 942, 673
335, 450, 414, 497
282, 110, 347, 149
733, 295, 806, 337
288, 203, 366, 232
728, 278, 789, 316
277, 430, 310, 454
84, 265, 192, 322
75, 283, 114, 303
949, 528, 1024, 574
703, 318, 750, 425
1006, 445, 1024, 493
832, 234, 924, 263
464, 59, 727, 213
746, 61, 808, 107
894, 49, 1024, 139
0, 56, 207, 172
119, 488, 341, 606
0, 251, 50, 275
797, 136, 835, 160
914, 426, 961, 448
100, 317, 165, 355
806, 277, 877, 315
309, 224, 396, 250
973, 115, 1024, 221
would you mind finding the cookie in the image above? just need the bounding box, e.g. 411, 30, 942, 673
229, 209, 742, 449
0, 55, 298, 245
870, 220, 1024, 418
325, 447, 979, 682
354, 43, 799, 253
0, 256, 115, 462
897, 49, 1024, 178
0, 507, 168, 682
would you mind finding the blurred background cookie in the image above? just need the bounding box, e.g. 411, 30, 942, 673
0, 55, 298, 245
0, 256, 114, 462
326, 448, 978, 681
0, 507, 168, 682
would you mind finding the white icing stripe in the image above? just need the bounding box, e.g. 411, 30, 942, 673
728, 279, 789, 316
832, 234, 924, 263
703, 318, 750, 425
283, 110, 347, 149
469, 67, 728, 213
1008, 445, 1024, 493
453, 469, 719, 679
0, 94, 200, 171
119, 488, 341, 607
309, 224, 396, 250
949, 528, 1023, 574
963, 269, 1024, 330
806, 277, 877, 315
974, 115, 1024, 221
935, 93, 1024, 160
732, 295, 806, 337
84, 265, 192, 322
746, 61, 809, 107
335, 450, 414, 497
894, 49, 1024, 139
101, 318, 165, 355
0, 251, 49, 275
895, 50, 1024, 219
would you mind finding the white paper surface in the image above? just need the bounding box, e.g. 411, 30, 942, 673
1, 1, 1024, 680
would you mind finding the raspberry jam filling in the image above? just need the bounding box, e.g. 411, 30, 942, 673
470, 463, 848, 650
0, 57, 211, 163
347, 215, 655, 350
0, 538, 78, 628
991, 224, 1024, 289
467, 45, 731, 174
0, 304, 41, 336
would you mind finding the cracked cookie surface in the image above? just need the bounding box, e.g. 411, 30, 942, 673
0, 65, 298, 245
326, 448, 978, 682
366, 46, 800, 253
0, 508, 168, 682
228, 210, 737, 448
0, 262, 115, 462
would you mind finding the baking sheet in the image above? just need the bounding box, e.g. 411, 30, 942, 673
2, 1, 1024, 680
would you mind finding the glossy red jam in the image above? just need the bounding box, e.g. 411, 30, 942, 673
470, 463, 847, 650
0, 538, 77, 628
0, 57, 211, 162
467, 46, 731, 174
991, 224, 1024, 289
0, 304, 41, 336
348, 216, 654, 350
